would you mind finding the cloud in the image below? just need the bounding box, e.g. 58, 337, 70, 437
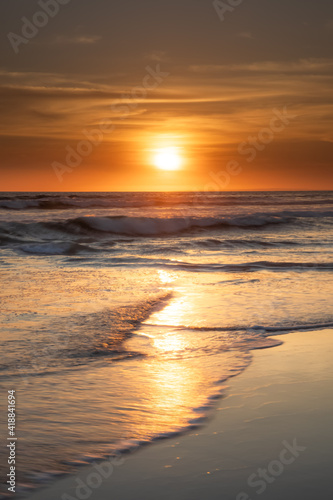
144, 51, 168, 62
55, 35, 101, 45
188, 58, 333, 75
0, 56, 332, 151
236, 32, 254, 40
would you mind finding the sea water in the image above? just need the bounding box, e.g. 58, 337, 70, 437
0, 191, 332, 497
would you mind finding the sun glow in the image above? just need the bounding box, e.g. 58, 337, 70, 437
153, 147, 182, 171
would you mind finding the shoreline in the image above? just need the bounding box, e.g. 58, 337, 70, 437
24, 328, 333, 500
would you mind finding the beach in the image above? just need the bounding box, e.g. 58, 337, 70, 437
24, 327, 333, 500
0, 191, 332, 499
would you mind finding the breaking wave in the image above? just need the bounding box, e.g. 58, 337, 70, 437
1, 210, 332, 242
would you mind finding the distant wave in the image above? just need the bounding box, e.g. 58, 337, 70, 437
18, 242, 98, 256
0, 210, 332, 256
195, 238, 300, 249
41, 211, 333, 237
113, 258, 333, 273
161, 260, 333, 272
1, 237, 326, 256
1, 211, 331, 242
69, 213, 292, 235
1, 192, 333, 210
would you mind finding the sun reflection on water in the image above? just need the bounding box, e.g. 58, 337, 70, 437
158, 269, 176, 284
147, 296, 195, 327
152, 332, 187, 352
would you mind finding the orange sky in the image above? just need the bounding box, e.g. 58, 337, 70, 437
1, 1, 332, 191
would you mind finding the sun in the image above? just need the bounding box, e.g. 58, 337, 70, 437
153, 147, 182, 171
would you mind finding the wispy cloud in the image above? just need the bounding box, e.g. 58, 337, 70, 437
188, 58, 333, 75
0, 57, 332, 152
55, 35, 101, 45
236, 32, 254, 40
144, 51, 168, 62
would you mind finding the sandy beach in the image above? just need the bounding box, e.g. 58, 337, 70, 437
25, 328, 333, 500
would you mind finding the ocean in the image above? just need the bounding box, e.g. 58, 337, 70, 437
0, 191, 332, 497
